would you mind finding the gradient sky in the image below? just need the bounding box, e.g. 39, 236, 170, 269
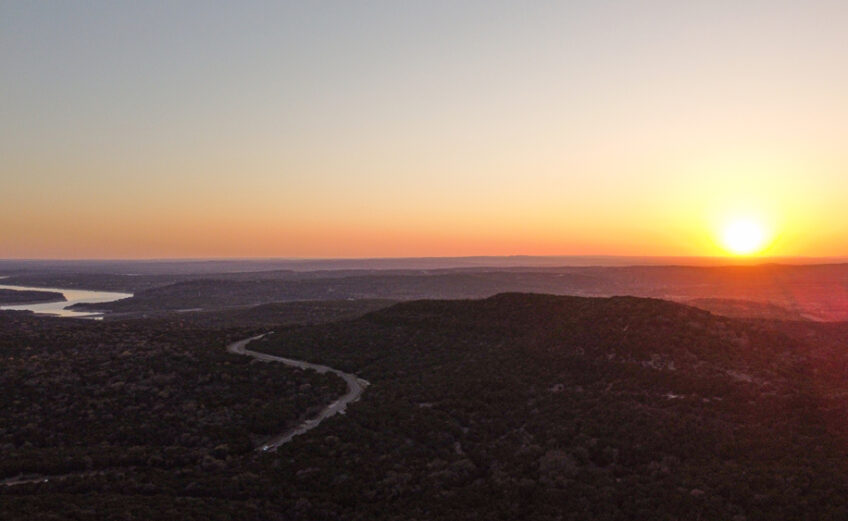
3, 1, 848, 259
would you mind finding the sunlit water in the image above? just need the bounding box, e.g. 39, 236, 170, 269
0, 281, 131, 319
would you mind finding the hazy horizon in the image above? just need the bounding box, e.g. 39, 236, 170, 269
3, 254, 848, 270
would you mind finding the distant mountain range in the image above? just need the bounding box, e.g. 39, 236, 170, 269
3, 255, 848, 275
2, 262, 839, 321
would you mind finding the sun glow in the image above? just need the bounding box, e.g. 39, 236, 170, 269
721, 218, 769, 256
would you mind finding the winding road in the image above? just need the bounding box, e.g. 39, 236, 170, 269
2, 334, 368, 487
227, 334, 369, 452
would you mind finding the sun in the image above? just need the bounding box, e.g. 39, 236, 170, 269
721, 218, 768, 255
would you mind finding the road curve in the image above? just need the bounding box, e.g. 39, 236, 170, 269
2, 333, 364, 487
2, 470, 105, 487
227, 334, 369, 452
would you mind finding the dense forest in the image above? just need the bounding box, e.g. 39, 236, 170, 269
5, 294, 848, 519
247, 294, 848, 520
0, 311, 345, 520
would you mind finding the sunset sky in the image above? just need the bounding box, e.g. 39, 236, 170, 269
3, 1, 848, 259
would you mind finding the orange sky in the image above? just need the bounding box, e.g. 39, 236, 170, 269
3, 2, 848, 259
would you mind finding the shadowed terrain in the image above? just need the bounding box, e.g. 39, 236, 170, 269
7, 292, 848, 519
0, 289, 65, 305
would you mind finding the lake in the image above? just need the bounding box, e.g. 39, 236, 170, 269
0, 282, 132, 319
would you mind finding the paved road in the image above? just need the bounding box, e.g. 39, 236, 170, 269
3, 334, 367, 487
1, 470, 105, 487
227, 334, 369, 451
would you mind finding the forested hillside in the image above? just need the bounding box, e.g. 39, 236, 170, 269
250, 294, 848, 520
6, 294, 848, 520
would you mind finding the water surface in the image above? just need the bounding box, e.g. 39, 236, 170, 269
0, 283, 131, 319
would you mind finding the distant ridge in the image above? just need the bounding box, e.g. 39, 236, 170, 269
2, 255, 848, 275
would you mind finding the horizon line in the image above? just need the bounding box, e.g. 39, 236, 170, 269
2, 254, 848, 266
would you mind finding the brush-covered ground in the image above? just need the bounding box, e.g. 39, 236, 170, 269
5, 294, 848, 520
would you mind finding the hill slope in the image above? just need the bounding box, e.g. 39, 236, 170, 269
248, 293, 848, 520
